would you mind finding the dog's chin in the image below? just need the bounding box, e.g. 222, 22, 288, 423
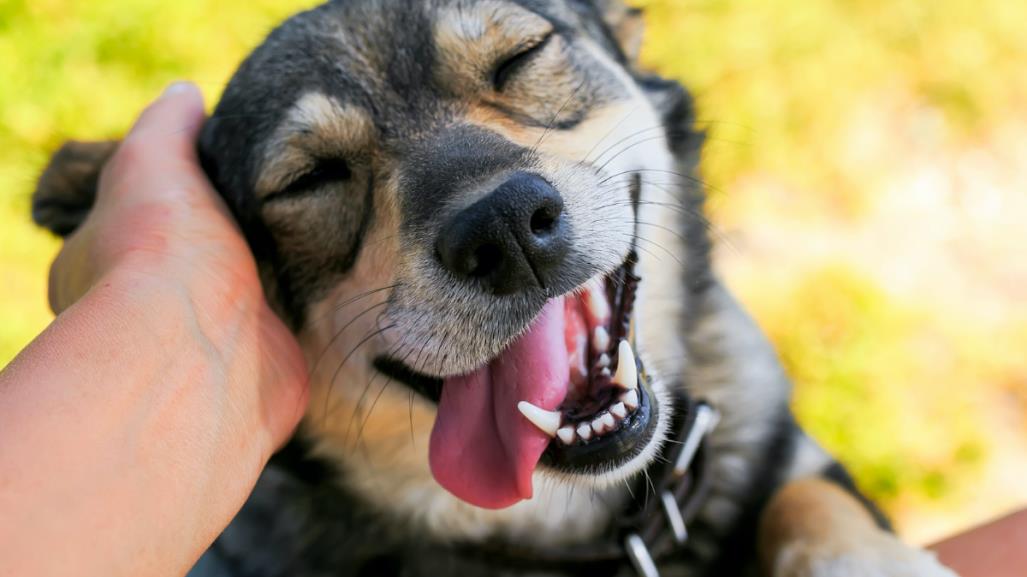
374, 251, 670, 494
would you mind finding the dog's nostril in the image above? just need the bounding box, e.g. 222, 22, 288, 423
530, 205, 560, 236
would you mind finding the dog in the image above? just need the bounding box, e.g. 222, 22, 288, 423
31, 1, 959, 575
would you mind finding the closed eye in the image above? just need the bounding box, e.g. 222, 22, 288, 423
492, 33, 553, 91
263, 158, 351, 203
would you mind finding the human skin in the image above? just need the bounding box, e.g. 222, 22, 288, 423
931, 509, 1027, 577
0, 83, 308, 577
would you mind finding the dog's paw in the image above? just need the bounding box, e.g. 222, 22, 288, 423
773, 535, 959, 577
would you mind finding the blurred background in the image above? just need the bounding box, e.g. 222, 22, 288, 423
2, 0, 1024, 544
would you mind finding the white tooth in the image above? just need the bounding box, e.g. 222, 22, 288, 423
591, 416, 605, 434
557, 426, 577, 445
600, 367, 611, 378
610, 402, 627, 419
620, 389, 639, 410
517, 401, 561, 437
597, 353, 611, 368
576, 423, 593, 441
600, 412, 616, 430
593, 326, 610, 353
612, 340, 637, 390
586, 281, 611, 321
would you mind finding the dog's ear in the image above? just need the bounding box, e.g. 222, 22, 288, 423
593, 0, 645, 63
32, 140, 119, 237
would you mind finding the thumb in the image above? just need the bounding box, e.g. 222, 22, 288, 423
98, 82, 210, 206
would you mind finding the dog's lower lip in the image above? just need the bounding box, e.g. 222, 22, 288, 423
372, 355, 443, 402
539, 352, 657, 471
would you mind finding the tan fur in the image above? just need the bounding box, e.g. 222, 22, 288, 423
760, 478, 880, 565
759, 479, 958, 577
433, 0, 553, 90
256, 92, 375, 198
593, 0, 645, 62
464, 103, 537, 145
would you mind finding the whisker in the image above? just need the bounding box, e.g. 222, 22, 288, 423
304, 283, 399, 332
580, 106, 640, 164
531, 78, 589, 156
595, 134, 685, 175
599, 167, 727, 198
588, 124, 694, 166
309, 300, 389, 380
321, 323, 397, 423
343, 308, 431, 443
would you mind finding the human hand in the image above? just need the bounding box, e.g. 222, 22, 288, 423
48, 82, 308, 450
0, 83, 308, 577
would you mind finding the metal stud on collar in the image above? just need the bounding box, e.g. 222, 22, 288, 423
660, 491, 689, 545
672, 403, 718, 477
625, 534, 660, 577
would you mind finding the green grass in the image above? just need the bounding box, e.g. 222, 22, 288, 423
3, 0, 1026, 536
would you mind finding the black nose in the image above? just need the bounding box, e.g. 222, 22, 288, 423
435, 172, 570, 295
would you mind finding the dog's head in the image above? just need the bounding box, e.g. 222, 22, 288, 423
35, 0, 709, 544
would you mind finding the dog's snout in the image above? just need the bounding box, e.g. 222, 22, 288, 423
435, 172, 569, 295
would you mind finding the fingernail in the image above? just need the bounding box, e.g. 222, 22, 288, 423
162, 81, 194, 98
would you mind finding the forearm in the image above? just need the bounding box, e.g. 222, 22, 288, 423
931, 509, 1027, 577
0, 270, 272, 577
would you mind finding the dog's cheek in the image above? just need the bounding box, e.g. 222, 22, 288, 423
292, 191, 404, 420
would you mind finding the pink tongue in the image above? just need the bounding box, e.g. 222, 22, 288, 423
429, 299, 569, 509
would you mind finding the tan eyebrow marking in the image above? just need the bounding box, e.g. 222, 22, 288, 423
433, 0, 554, 88
256, 91, 374, 198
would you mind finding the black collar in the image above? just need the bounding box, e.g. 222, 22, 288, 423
452, 392, 719, 577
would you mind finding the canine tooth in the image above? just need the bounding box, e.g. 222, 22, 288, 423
597, 353, 611, 368
576, 423, 593, 441
593, 326, 610, 353
612, 340, 637, 390
557, 426, 577, 445
591, 416, 605, 435
600, 367, 611, 378
517, 401, 561, 437
610, 402, 627, 419
620, 389, 639, 410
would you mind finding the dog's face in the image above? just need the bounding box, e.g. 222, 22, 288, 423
200, 0, 701, 541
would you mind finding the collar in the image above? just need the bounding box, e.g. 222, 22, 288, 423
452, 392, 720, 577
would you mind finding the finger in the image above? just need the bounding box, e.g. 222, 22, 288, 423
98, 82, 210, 205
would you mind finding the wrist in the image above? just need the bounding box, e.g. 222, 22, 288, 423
98, 260, 267, 353
0, 266, 279, 576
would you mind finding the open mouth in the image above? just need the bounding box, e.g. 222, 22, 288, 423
374, 252, 654, 509
536, 252, 657, 470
